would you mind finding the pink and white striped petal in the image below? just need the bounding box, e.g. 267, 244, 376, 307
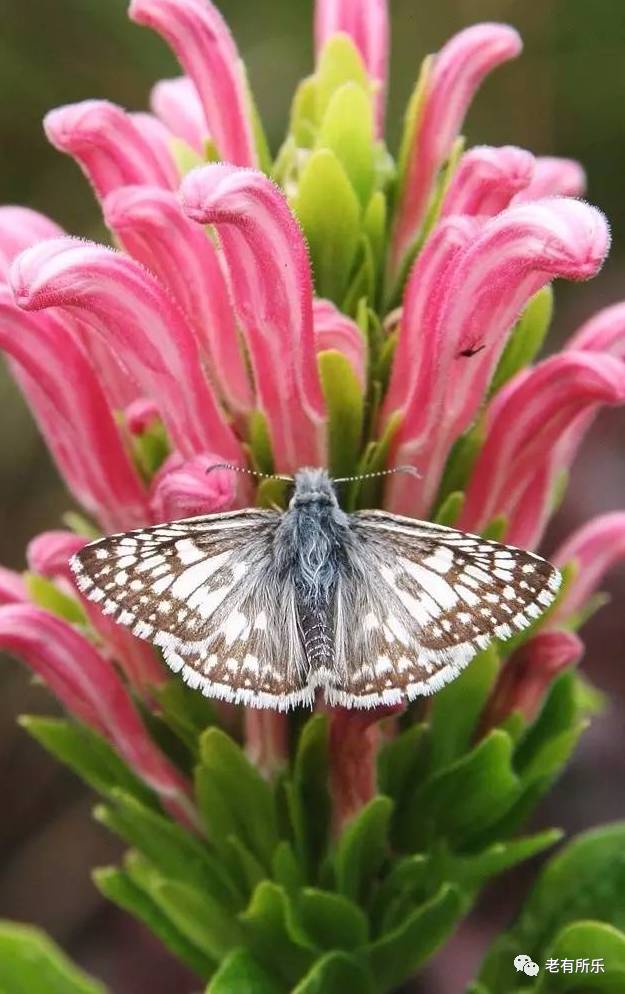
566, 300, 625, 359
104, 185, 252, 416
552, 512, 625, 622
390, 23, 522, 277
0, 567, 28, 606
44, 100, 178, 198
150, 76, 209, 153
150, 453, 236, 522
313, 297, 366, 390
0, 207, 63, 277
440, 145, 535, 218
514, 156, 586, 203
0, 286, 148, 531
10, 238, 242, 462
181, 164, 327, 471
129, 0, 257, 166
459, 353, 625, 541
314, 0, 389, 137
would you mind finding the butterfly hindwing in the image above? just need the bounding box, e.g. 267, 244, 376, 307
71, 509, 311, 709
327, 509, 561, 707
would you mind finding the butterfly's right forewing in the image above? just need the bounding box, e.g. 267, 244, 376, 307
71, 509, 311, 709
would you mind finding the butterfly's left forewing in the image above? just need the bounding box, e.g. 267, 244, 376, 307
71, 509, 312, 709
328, 509, 561, 708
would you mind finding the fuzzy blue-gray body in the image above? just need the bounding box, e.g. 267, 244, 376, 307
273, 468, 350, 671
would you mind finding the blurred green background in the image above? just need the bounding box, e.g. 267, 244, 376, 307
1, 2, 624, 993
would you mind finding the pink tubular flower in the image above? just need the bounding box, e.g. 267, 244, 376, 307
0, 567, 28, 606
150, 76, 209, 152
551, 513, 625, 622
150, 453, 236, 521
0, 207, 63, 276
389, 23, 522, 278
313, 298, 366, 390
180, 164, 327, 471
0, 604, 195, 824
314, 0, 389, 136
10, 237, 243, 462
103, 184, 253, 417
460, 353, 625, 546
440, 145, 535, 218
44, 100, 178, 198
129, 0, 258, 167
514, 156, 587, 203
567, 301, 625, 358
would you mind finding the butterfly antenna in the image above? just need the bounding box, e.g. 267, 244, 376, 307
332, 465, 421, 484
205, 462, 294, 483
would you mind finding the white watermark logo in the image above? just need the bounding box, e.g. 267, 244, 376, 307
514, 954, 540, 977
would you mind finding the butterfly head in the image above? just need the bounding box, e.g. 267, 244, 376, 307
289, 467, 338, 509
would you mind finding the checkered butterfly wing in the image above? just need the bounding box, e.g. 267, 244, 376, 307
70, 510, 311, 709
327, 509, 561, 707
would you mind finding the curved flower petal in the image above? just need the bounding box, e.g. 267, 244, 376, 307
314, 0, 389, 137
131, 111, 182, 181
390, 23, 522, 276
552, 512, 625, 621
0, 207, 63, 277
44, 100, 178, 199
482, 629, 583, 729
10, 238, 242, 462
129, 0, 257, 166
181, 164, 326, 470
514, 156, 586, 203
150, 453, 236, 521
150, 75, 208, 152
27, 530, 87, 576
440, 145, 535, 218
567, 300, 625, 358
0, 604, 194, 823
0, 567, 28, 605
0, 286, 148, 530
104, 185, 253, 416
313, 297, 366, 390
459, 353, 625, 541
389, 198, 610, 516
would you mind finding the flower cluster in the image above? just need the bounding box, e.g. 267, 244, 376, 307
1, 1, 625, 987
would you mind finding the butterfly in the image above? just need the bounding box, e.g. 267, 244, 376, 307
70, 466, 561, 711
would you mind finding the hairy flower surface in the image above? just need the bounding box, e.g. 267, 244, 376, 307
1, 2, 625, 990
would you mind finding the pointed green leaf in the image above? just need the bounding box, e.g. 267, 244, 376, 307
292, 951, 374, 994
0, 922, 108, 994
378, 722, 429, 804
94, 789, 241, 909
206, 948, 284, 994
318, 349, 364, 477
286, 715, 331, 876
435, 420, 484, 510
293, 149, 360, 304
335, 796, 393, 903
248, 409, 275, 475
240, 882, 316, 984
154, 679, 216, 751
453, 829, 563, 891
225, 835, 267, 896
297, 889, 368, 950
318, 82, 374, 206
371, 854, 430, 934
490, 286, 554, 395
349, 410, 403, 510
290, 77, 318, 148
536, 921, 625, 993
25, 573, 87, 625
20, 716, 154, 807
196, 727, 278, 867
433, 490, 465, 527
363, 191, 387, 284
514, 672, 578, 778
429, 648, 500, 770
315, 35, 370, 122
94, 866, 214, 979
272, 840, 305, 894
366, 883, 464, 989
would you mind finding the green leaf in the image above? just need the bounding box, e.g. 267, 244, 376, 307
95, 789, 242, 909
125, 852, 244, 964
429, 648, 500, 771
196, 727, 278, 867
62, 511, 100, 539
154, 679, 216, 751
286, 715, 331, 877
342, 235, 376, 317
206, 948, 284, 994
453, 829, 563, 891
94, 866, 214, 979
435, 420, 484, 511
378, 722, 429, 805
514, 672, 579, 779
248, 409, 275, 475
20, 716, 154, 807
349, 410, 403, 510
399, 730, 520, 851
292, 951, 374, 994
434, 490, 465, 527
240, 882, 316, 984
366, 883, 464, 990
517, 824, 625, 950
129, 415, 170, 481
363, 190, 387, 286
535, 921, 625, 993
318, 350, 364, 477
0, 922, 108, 994
490, 286, 554, 395
335, 796, 393, 904
293, 149, 360, 304
272, 841, 305, 894
481, 515, 508, 542
297, 889, 368, 950
225, 835, 267, 896
289, 77, 318, 148
318, 82, 374, 206
315, 35, 370, 122
25, 573, 86, 625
